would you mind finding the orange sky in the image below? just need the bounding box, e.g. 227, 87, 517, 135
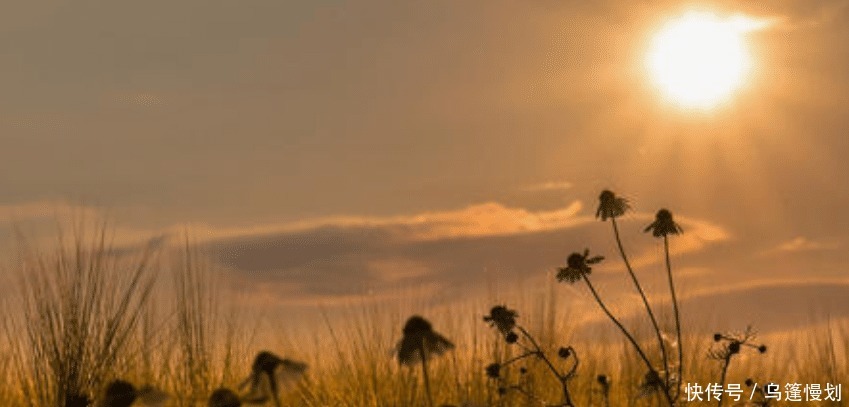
2, 0, 849, 334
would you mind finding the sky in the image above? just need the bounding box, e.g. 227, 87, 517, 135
2, 0, 849, 335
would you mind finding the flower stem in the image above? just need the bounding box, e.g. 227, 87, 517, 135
664, 235, 683, 401
516, 326, 574, 406
420, 342, 434, 407
717, 354, 732, 407
611, 218, 669, 387
581, 273, 676, 406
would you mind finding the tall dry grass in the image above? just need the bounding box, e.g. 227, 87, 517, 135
0, 221, 846, 406
3, 220, 157, 406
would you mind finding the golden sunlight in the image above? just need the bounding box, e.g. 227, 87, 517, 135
646, 11, 756, 109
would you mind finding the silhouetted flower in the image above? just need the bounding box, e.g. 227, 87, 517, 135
596, 190, 630, 221
557, 347, 571, 359
396, 316, 455, 365
241, 351, 307, 407
484, 306, 518, 335
209, 388, 241, 407
638, 370, 663, 397
758, 345, 767, 353
714, 333, 722, 342
597, 374, 609, 386
644, 209, 683, 237
103, 380, 137, 407
728, 341, 741, 355
100, 380, 168, 407
505, 332, 518, 344
557, 249, 604, 284
486, 363, 501, 379
745, 378, 754, 387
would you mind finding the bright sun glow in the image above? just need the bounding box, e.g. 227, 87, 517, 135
647, 11, 754, 109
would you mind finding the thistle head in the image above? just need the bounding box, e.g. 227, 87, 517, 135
483, 306, 518, 335
403, 315, 433, 337
557, 249, 604, 284
638, 370, 663, 397
103, 380, 137, 407
485, 363, 501, 379
595, 190, 630, 221
396, 315, 454, 365
252, 351, 285, 376
644, 208, 683, 238
208, 388, 241, 407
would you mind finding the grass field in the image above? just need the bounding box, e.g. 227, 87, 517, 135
0, 221, 846, 406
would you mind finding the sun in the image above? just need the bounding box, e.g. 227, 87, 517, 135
646, 11, 754, 109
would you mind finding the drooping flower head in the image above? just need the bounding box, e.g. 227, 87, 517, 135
241, 351, 307, 405
103, 380, 137, 407
483, 306, 518, 335
637, 370, 663, 397
644, 209, 683, 237
100, 379, 168, 407
396, 315, 455, 365
596, 190, 630, 221
557, 249, 604, 284
485, 363, 501, 379
208, 388, 241, 407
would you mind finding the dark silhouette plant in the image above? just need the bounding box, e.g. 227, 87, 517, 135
556, 249, 675, 404
102, 380, 138, 407
597, 190, 671, 393
709, 327, 767, 407
101, 379, 169, 407
595, 374, 611, 407
396, 315, 455, 407
208, 388, 242, 407
645, 208, 685, 400
483, 305, 578, 407
554, 190, 697, 406
239, 351, 307, 407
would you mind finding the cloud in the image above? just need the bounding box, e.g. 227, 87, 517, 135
520, 181, 573, 192
604, 213, 731, 271
0, 199, 733, 310
760, 236, 840, 256
197, 201, 729, 306
191, 200, 586, 244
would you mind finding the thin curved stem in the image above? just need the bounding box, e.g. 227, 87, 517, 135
717, 354, 732, 407
420, 342, 434, 407
515, 326, 574, 407
611, 218, 669, 387
516, 326, 562, 381
664, 235, 683, 401
581, 273, 675, 406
